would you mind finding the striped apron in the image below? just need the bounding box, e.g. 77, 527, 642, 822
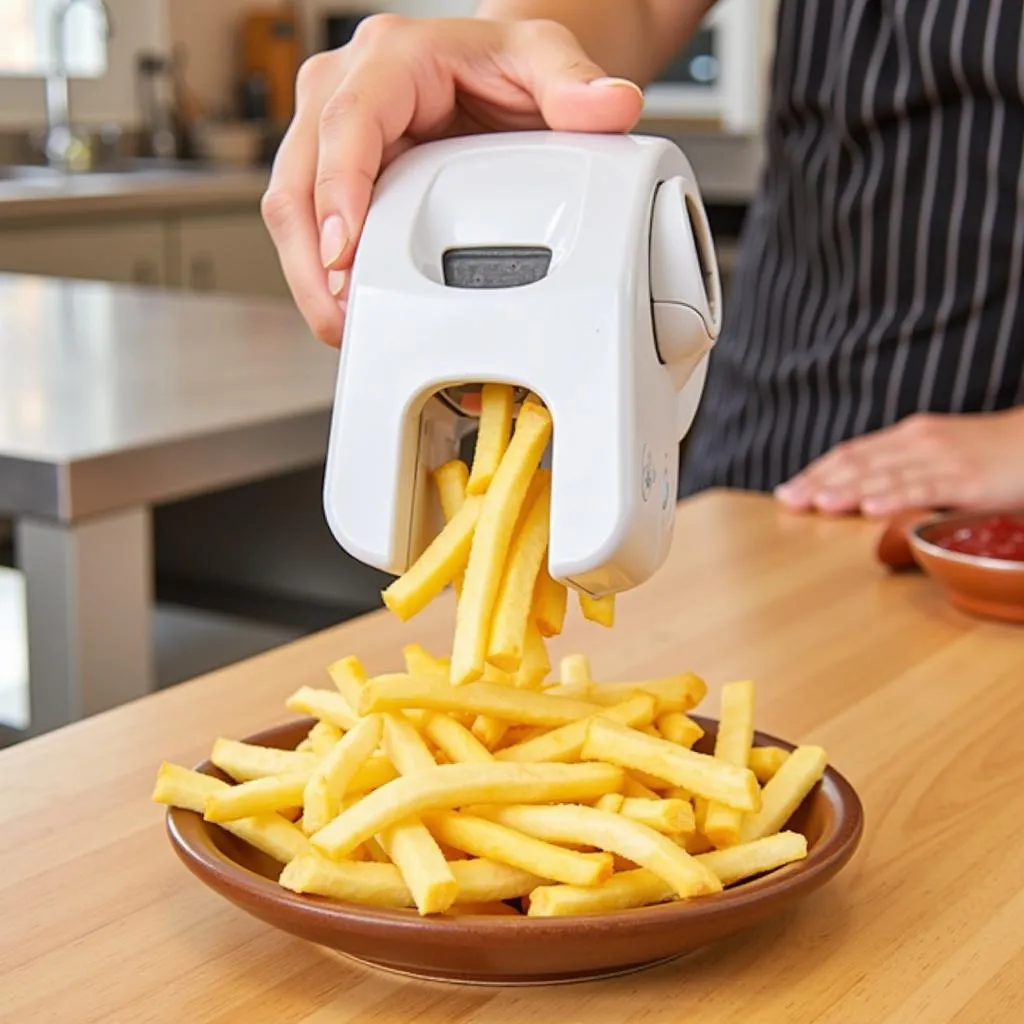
680, 0, 1024, 495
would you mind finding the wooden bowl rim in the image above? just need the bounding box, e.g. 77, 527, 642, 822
909, 510, 1024, 575
166, 715, 864, 940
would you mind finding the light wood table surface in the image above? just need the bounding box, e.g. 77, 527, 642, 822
3, 490, 1022, 1024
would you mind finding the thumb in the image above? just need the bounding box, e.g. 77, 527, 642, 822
507, 22, 645, 132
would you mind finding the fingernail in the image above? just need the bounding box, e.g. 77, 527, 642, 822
327, 269, 347, 297
320, 215, 348, 269
588, 76, 644, 98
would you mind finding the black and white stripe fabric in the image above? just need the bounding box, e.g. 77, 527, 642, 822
680, 0, 1024, 495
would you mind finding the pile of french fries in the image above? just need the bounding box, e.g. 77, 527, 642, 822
154, 386, 827, 918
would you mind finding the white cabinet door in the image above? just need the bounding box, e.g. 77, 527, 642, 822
0, 219, 168, 286
175, 212, 289, 299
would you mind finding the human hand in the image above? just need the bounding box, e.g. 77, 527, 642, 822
773, 409, 1024, 518
261, 14, 644, 346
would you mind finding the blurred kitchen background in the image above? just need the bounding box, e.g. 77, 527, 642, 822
0, 0, 777, 742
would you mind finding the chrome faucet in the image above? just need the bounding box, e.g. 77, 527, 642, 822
45, 0, 113, 169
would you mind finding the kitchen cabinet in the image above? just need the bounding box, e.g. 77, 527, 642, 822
172, 211, 289, 298
0, 219, 169, 286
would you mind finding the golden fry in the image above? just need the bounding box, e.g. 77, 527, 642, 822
749, 746, 790, 783
656, 712, 704, 749
739, 745, 827, 843
427, 811, 614, 887
152, 763, 310, 864
204, 773, 308, 823
309, 762, 624, 859
532, 564, 568, 637
487, 472, 552, 672
466, 383, 515, 495
581, 718, 760, 812
513, 620, 551, 690
586, 673, 707, 713
382, 711, 437, 775
704, 680, 757, 849
450, 402, 553, 685
479, 804, 721, 900
579, 592, 615, 627
381, 495, 482, 621
433, 459, 470, 520
376, 818, 458, 916
327, 655, 368, 715
210, 738, 318, 784
360, 674, 602, 727
285, 686, 359, 731
302, 714, 384, 835
495, 694, 656, 764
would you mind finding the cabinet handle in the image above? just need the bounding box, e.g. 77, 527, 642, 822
132, 259, 158, 285
190, 255, 216, 291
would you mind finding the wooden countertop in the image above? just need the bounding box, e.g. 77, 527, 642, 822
3, 490, 1021, 1023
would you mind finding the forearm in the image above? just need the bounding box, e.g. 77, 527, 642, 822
474, 0, 716, 84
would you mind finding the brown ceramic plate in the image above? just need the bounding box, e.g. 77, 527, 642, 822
908, 511, 1024, 624
166, 716, 864, 986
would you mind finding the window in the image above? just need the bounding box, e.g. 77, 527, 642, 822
0, 0, 108, 78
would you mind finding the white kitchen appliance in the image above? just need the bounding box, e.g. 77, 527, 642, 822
323, 131, 722, 598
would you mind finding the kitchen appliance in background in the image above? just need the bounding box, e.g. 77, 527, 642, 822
240, 7, 302, 127
642, 0, 768, 133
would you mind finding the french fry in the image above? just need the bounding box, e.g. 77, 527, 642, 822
586, 673, 707, 713
623, 775, 661, 800
560, 654, 591, 688
532, 563, 568, 637
433, 460, 470, 520
402, 643, 449, 679
466, 383, 515, 495
527, 832, 807, 917
427, 811, 615, 887
203, 773, 309, 823
656, 712, 704, 749
376, 818, 458, 916
281, 852, 544, 907
739, 746, 828, 843
594, 793, 625, 813
749, 746, 790, 783
450, 401, 553, 685
704, 680, 757, 849
348, 755, 399, 793
381, 495, 482, 621
210, 738, 318, 783
477, 804, 721, 900
153, 763, 311, 864
360, 675, 602, 727
495, 694, 656, 764
309, 762, 625, 858
487, 472, 552, 672
382, 711, 436, 774
581, 718, 760, 812
579, 592, 615, 627
305, 720, 343, 758
327, 655, 368, 714
302, 714, 384, 835
285, 686, 359, 731
513, 620, 552, 690
618, 797, 696, 836
413, 712, 494, 764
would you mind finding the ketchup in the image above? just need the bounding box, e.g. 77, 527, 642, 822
932, 514, 1024, 563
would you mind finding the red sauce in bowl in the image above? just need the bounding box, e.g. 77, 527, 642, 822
930, 515, 1024, 563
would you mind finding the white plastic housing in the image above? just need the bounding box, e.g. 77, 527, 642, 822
324, 131, 722, 597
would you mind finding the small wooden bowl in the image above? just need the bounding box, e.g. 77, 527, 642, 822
166, 717, 864, 986
908, 512, 1024, 624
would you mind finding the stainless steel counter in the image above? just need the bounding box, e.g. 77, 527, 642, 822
0, 273, 336, 741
